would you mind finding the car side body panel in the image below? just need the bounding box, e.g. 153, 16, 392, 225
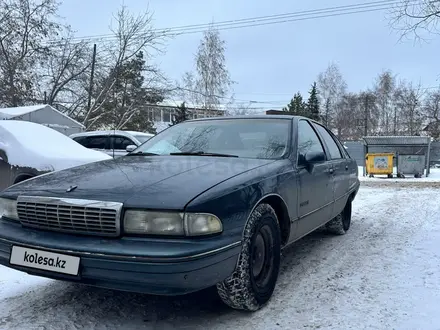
184, 159, 298, 246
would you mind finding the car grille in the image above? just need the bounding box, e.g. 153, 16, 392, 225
16, 196, 123, 237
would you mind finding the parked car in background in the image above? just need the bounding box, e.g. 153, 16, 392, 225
0, 116, 359, 311
0, 120, 111, 191
70, 130, 154, 158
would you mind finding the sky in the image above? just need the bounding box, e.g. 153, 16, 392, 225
58, 0, 440, 111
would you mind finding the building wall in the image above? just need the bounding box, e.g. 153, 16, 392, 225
144, 104, 225, 132
10, 107, 84, 135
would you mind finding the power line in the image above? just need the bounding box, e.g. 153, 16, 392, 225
43, 0, 413, 46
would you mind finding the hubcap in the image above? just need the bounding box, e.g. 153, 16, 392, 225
251, 224, 274, 288
252, 233, 266, 277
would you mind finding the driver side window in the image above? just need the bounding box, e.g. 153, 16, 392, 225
297, 120, 326, 166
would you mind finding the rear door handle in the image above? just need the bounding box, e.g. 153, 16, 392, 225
329, 168, 334, 174
345, 165, 349, 170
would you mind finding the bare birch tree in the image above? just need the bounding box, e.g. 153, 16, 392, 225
373, 70, 397, 135
317, 62, 347, 128
394, 80, 424, 135
194, 24, 233, 110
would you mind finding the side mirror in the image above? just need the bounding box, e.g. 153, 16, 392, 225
304, 150, 326, 164
126, 145, 137, 152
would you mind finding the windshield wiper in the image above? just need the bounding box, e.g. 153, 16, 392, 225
126, 151, 160, 156
169, 151, 239, 158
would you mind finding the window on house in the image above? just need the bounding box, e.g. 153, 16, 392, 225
163, 108, 171, 122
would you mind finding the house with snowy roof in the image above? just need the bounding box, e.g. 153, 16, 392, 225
0, 104, 85, 136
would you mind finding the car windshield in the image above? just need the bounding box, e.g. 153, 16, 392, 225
134, 135, 152, 143
131, 118, 291, 159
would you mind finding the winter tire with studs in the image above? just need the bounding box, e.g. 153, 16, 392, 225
216, 203, 281, 311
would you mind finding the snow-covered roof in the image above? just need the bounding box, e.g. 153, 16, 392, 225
363, 136, 431, 146
0, 104, 85, 128
0, 104, 47, 118
157, 100, 227, 112
0, 120, 111, 171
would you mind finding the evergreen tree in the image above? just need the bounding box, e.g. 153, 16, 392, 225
283, 92, 307, 116
307, 82, 321, 121
170, 102, 190, 126
92, 51, 161, 133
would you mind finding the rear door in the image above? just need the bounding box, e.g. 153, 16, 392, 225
312, 123, 349, 218
294, 119, 334, 239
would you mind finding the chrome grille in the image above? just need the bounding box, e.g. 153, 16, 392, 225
16, 196, 122, 237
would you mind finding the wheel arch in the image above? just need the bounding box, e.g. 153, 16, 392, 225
244, 193, 291, 247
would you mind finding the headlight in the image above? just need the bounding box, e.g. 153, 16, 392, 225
124, 211, 184, 235
0, 198, 19, 221
123, 210, 223, 236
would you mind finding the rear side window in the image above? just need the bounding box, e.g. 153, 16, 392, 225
297, 120, 326, 166
313, 124, 342, 160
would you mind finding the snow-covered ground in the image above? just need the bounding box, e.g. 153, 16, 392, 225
1, 184, 440, 329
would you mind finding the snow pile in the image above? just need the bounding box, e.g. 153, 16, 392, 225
0, 120, 111, 171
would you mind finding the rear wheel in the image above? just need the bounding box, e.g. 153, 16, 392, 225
326, 199, 352, 235
216, 203, 281, 311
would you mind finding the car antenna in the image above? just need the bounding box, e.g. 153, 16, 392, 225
112, 126, 115, 159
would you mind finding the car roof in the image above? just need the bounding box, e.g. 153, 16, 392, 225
186, 115, 299, 122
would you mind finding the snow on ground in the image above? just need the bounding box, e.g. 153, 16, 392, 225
1, 184, 440, 329
0, 120, 110, 171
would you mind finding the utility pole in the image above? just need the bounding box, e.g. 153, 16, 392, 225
87, 44, 97, 113
364, 94, 369, 137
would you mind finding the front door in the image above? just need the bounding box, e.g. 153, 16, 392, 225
294, 119, 334, 239
110, 136, 136, 158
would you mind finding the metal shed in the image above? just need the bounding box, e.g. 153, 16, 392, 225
0, 104, 85, 136
362, 136, 432, 177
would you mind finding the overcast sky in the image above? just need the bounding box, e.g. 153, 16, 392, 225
59, 0, 439, 110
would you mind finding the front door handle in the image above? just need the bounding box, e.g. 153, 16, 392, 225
329, 168, 334, 174
345, 165, 349, 171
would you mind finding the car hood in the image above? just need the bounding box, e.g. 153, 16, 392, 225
2, 156, 276, 209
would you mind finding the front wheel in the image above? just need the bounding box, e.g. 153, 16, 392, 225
216, 203, 281, 311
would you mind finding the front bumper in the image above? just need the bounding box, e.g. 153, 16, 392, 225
0, 220, 241, 295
